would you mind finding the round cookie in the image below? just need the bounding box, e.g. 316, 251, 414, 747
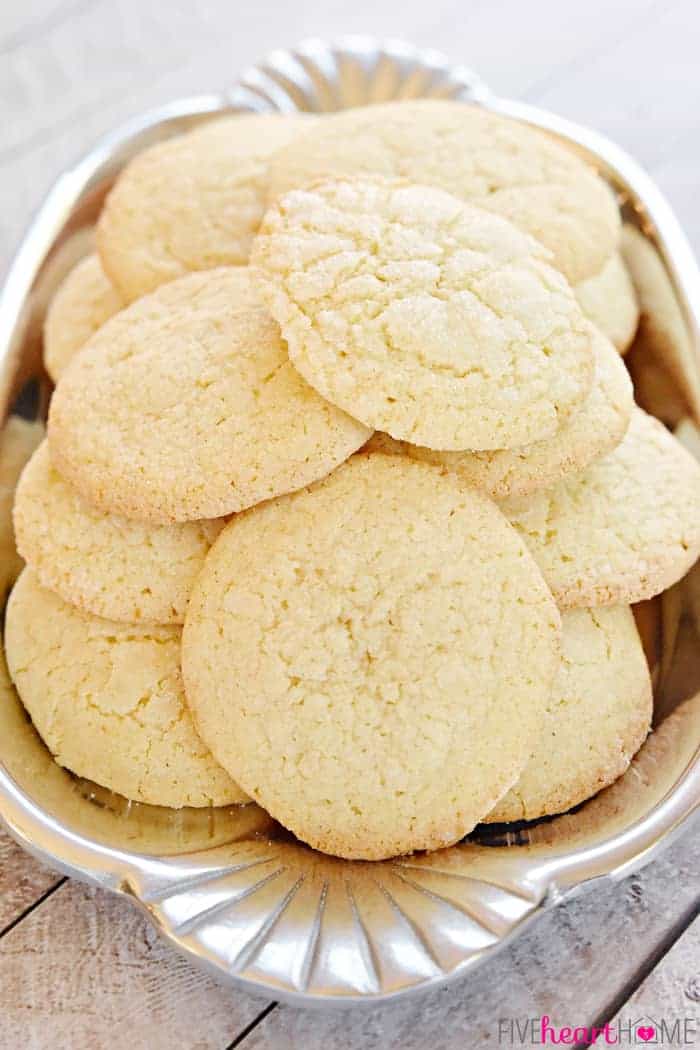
30, 227, 96, 333
48, 267, 370, 523
182, 453, 561, 861
252, 177, 595, 450
43, 253, 123, 381
486, 606, 652, 823
0, 416, 44, 599
98, 113, 314, 302
575, 252, 638, 354
267, 99, 620, 285
13, 441, 224, 624
502, 407, 700, 607
5, 569, 247, 808
365, 324, 632, 499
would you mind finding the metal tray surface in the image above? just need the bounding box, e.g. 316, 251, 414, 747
0, 36, 699, 1006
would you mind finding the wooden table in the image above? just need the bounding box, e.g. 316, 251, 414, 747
1, 2, 699, 1046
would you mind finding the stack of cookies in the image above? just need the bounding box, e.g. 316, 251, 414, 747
5, 101, 700, 861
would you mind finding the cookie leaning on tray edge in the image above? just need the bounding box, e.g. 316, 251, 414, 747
2, 101, 699, 862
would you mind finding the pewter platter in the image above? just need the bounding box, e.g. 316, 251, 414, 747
0, 36, 699, 1006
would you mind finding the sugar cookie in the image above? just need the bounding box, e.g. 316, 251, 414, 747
252, 177, 594, 450
487, 606, 652, 822
43, 253, 123, 381
14, 441, 223, 623
503, 408, 700, 607
182, 453, 561, 860
5, 569, 247, 808
98, 114, 314, 301
365, 324, 631, 499
267, 100, 619, 284
48, 268, 370, 523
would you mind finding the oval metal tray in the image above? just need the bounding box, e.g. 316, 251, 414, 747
1, 36, 700, 1006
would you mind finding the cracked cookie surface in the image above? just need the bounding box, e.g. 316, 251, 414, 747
98, 113, 314, 302
48, 267, 370, 523
487, 606, 652, 823
14, 441, 224, 624
253, 177, 595, 450
365, 324, 632, 498
502, 408, 700, 607
4, 569, 247, 807
182, 453, 561, 860
43, 253, 124, 381
266, 99, 620, 285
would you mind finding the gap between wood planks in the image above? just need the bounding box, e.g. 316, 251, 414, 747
225, 1003, 278, 1050
574, 895, 700, 1050
0, 876, 66, 941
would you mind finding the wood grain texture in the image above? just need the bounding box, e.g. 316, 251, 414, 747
0, 828, 61, 932
0, 880, 268, 1050
238, 830, 700, 1049
609, 911, 700, 1032
1, 1, 700, 1045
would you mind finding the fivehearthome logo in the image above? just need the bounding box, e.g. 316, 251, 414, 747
497, 1015, 698, 1045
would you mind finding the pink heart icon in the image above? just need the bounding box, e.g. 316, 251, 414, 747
637, 1027, 655, 1042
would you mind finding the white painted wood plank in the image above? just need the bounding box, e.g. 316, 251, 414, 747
0, 879, 268, 1050
608, 913, 700, 1034
531, 0, 700, 166
530, 0, 700, 250
0, 827, 61, 931
0, 1, 77, 52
